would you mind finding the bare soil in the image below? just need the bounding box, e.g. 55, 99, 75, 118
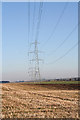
2, 83, 79, 118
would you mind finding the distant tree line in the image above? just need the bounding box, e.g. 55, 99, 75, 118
47, 77, 80, 81
0, 81, 10, 83
55, 77, 80, 81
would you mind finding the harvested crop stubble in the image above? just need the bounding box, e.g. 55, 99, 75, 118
2, 83, 79, 118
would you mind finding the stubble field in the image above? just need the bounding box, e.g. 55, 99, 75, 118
2, 82, 79, 119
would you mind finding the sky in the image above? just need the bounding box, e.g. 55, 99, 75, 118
0, 2, 2, 81
2, 2, 78, 81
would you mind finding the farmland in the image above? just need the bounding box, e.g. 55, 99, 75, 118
25, 80, 80, 84
2, 82, 80, 118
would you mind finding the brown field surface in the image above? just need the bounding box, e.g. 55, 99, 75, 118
2, 82, 79, 118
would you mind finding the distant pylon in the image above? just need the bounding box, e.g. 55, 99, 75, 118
29, 40, 43, 81
28, 2, 43, 81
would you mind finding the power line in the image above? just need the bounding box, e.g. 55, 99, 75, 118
35, 2, 43, 42
27, 2, 31, 80
48, 23, 79, 56
41, 2, 68, 48
32, 2, 36, 42
47, 41, 79, 65
28, 2, 30, 45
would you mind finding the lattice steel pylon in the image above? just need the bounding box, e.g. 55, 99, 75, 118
29, 40, 42, 81
28, 2, 43, 81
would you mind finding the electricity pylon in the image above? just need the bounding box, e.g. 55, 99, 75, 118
29, 40, 42, 81
28, 2, 43, 81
